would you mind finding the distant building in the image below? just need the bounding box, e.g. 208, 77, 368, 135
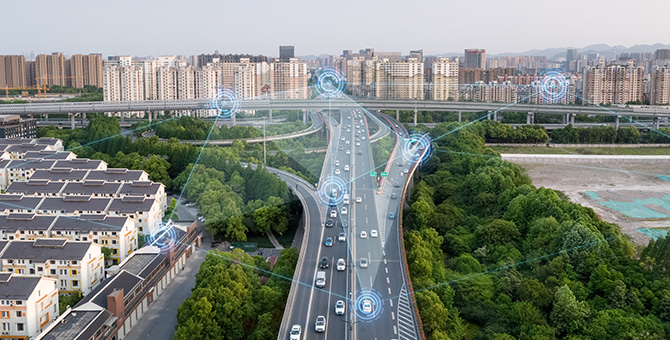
654, 49, 670, 60
67, 54, 103, 88
0, 115, 36, 139
0, 273, 59, 339
431, 58, 459, 101
34, 53, 66, 87
271, 58, 309, 99
651, 66, 670, 105
374, 58, 424, 99
464, 49, 486, 69
461, 81, 517, 103
583, 63, 644, 105
0, 55, 27, 88
279, 46, 295, 61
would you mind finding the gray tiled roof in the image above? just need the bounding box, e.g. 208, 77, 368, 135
84, 169, 146, 182
108, 197, 156, 213
54, 159, 106, 170
39, 309, 112, 340
6, 159, 57, 170
37, 197, 112, 213
0, 274, 42, 299
118, 181, 162, 196
6, 180, 66, 195
0, 195, 43, 211
30, 169, 89, 181
119, 252, 165, 279
0, 214, 56, 232
61, 181, 122, 196
0, 239, 93, 262
51, 215, 129, 233
79, 270, 142, 309
23, 151, 75, 160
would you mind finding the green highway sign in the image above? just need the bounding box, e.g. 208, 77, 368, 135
370, 171, 377, 177
381, 172, 388, 177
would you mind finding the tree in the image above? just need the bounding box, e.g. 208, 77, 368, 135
550, 285, 589, 336
225, 215, 248, 241
475, 219, 520, 247
139, 155, 172, 188
101, 247, 112, 266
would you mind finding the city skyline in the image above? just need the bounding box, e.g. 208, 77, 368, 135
2, 0, 669, 57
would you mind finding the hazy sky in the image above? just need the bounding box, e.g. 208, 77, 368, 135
2, 0, 668, 57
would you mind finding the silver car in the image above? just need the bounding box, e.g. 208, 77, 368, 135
315, 315, 326, 333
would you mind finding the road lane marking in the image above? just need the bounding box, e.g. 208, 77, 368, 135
385, 267, 388, 274
386, 277, 390, 284
384, 259, 387, 265
388, 287, 392, 294
392, 311, 395, 320
394, 326, 397, 334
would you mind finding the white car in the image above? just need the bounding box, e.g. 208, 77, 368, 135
356, 197, 362, 203
346, 140, 350, 145
330, 210, 337, 218
341, 137, 345, 141
346, 150, 351, 155
341, 207, 347, 215
404, 169, 409, 174
338, 233, 346, 242
335, 169, 341, 175
360, 231, 368, 239
335, 160, 340, 166
359, 258, 368, 268
290, 325, 302, 340
315, 315, 326, 333
335, 300, 345, 315
370, 230, 378, 238
362, 299, 373, 313
337, 258, 346, 271
344, 165, 349, 171
356, 142, 361, 146
362, 137, 366, 140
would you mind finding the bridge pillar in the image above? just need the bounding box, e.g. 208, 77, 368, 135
45, 113, 48, 120
570, 113, 576, 125
493, 111, 498, 121
615, 116, 620, 129
654, 116, 660, 130
269, 109, 273, 122
526, 112, 534, 125
148, 111, 152, 123
303, 110, 307, 124
396, 109, 400, 121
154, 111, 158, 121
82, 112, 86, 121
458, 111, 462, 122
487, 110, 491, 120
70, 113, 75, 130
562, 113, 568, 125
413, 109, 418, 125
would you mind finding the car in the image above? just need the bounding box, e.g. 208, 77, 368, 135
290, 324, 302, 340
346, 140, 350, 144
370, 229, 378, 238
362, 136, 366, 140
341, 137, 345, 141
338, 233, 346, 242
335, 160, 340, 167
335, 169, 341, 175
356, 138, 360, 142
398, 161, 403, 167
335, 300, 345, 315
346, 150, 351, 155
404, 169, 409, 174
320, 257, 329, 269
344, 165, 350, 171
330, 188, 337, 197
315, 315, 326, 333
391, 192, 397, 199
324, 237, 333, 247
330, 210, 337, 218
338, 146, 343, 151
356, 142, 361, 146
341, 207, 347, 215
359, 258, 368, 268
356, 197, 362, 203
388, 212, 395, 219
360, 231, 368, 239
358, 151, 363, 155
361, 299, 373, 314
393, 182, 400, 188
337, 258, 346, 271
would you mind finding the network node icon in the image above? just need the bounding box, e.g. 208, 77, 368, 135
353, 288, 384, 322
314, 68, 346, 98
401, 132, 433, 165
318, 174, 349, 207
539, 70, 568, 103
211, 88, 240, 118
148, 221, 178, 254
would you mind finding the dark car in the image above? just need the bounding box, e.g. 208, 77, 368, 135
325, 219, 334, 228
319, 257, 329, 269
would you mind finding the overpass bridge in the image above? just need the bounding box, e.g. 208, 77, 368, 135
2, 98, 669, 129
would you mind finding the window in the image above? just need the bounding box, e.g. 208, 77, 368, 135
72, 261, 77, 265
1, 322, 7, 331
1, 311, 8, 318
15, 311, 22, 317
72, 280, 79, 288
17, 323, 23, 331
70, 269, 77, 276
59, 269, 66, 275
50, 269, 56, 275
60, 280, 66, 287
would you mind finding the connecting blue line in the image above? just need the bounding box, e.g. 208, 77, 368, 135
168, 116, 220, 221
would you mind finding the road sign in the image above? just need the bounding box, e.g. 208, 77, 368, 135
370, 171, 377, 177
381, 172, 388, 177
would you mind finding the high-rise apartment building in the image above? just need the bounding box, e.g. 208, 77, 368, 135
271, 58, 308, 99
583, 63, 644, 105
464, 49, 486, 69
0, 55, 27, 88
431, 58, 459, 101
461, 81, 517, 103
374, 58, 424, 99
651, 66, 670, 105
459, 67, 516, 84
346, 57, 376, 97
66, 54, 103, 88
279, 46, 295, 61
654, 49, 670, 60
34, 53, 66, 87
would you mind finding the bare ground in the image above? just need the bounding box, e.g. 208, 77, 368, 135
517, 162, 670, 246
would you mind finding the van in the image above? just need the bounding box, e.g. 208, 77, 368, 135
316, 271, 326, 288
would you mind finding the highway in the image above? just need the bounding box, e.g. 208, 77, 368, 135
278, 106, 421, 340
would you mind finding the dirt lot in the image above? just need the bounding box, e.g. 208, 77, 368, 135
517, 162, 670, 246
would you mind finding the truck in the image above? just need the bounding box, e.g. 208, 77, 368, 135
316, 271, 326, 288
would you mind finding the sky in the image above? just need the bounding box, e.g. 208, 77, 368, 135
2, 0, 669, 58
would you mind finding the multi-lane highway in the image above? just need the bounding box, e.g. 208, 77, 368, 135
279, 107, 421, 340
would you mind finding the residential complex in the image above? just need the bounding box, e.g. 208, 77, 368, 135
464, 49, 486, 69
0, 53, 103, 89
583, 63, 645, 105
650, 66, 670, 105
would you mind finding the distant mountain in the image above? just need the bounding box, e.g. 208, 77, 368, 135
298, 54, 332, 60
431, 44, 670, 61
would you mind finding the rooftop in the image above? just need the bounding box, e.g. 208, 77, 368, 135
38, 308, 112, 340
0, 195, 43, 211
84, 169, 147, 182
0, 239, 94, 262
6, 180, 66, 195
38, 197, 112, 213
0, 214, 56, 232
30, 169, 89, 181
61, 181, 122, 196
0, 273, 43, 300
51, 215, 130, 232
54, 159, 106, 170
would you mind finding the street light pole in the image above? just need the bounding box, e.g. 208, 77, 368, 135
263, 118, 267, 165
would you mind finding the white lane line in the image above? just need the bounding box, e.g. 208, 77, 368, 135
394, 326, 397, 334
385, 267, 388, 274
366, 217, 368, 223
383, 250, 386, 256
392, 311, 396, 320
384, 259, 387, 265
388, 287, 392, 294
386, 277, 390, 284
369, 275, 373, 286
390, 300, 393, 307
